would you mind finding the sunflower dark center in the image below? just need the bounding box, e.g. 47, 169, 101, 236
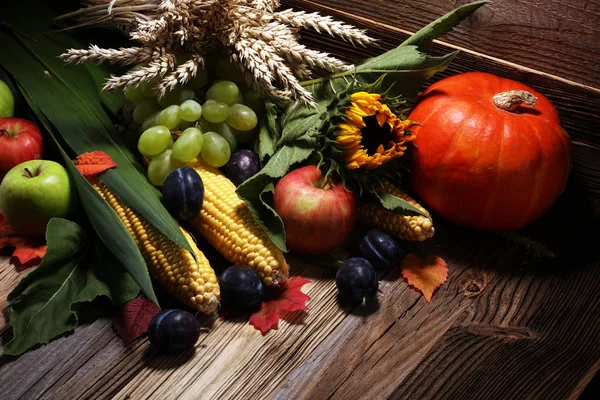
360, 113, 393, 156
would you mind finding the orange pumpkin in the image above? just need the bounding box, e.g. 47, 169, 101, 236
407, 72, 572, 231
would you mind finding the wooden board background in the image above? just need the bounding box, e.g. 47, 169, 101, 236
1, 1, 600, 399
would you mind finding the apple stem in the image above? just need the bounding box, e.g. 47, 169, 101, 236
0, 128, 9, 137
314, 175, 333, 190
23, 168, 34, 178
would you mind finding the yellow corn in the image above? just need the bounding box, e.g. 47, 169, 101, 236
359, 180, 435, 242
185, 158, 289, 286
93, 181, 219, 314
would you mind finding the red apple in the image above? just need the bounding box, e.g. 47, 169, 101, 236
274, 165, 358, 255
0, 118, 43, 180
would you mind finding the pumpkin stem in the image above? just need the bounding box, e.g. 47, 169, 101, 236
492, 90, 537, 112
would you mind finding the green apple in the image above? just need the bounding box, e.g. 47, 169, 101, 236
0, 79, 15, 118
0, 160, 77, 237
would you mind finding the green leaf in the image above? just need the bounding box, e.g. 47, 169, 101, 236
259, 183, 285, 250
260, 145, 315, 179
78, 238, 141, 306
277, 100, 328, 147
4, 218, 139, 356
401, 1, 489, 52
256, 102, 279, 161
375, 192, 428, 217
237, 174, 287, 252
0, 22, 195, 259
23, 102, 157, 304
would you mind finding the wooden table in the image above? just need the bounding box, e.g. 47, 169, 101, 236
1, 1, 600, 399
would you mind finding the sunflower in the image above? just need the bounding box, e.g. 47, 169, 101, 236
335, 92, 416, 170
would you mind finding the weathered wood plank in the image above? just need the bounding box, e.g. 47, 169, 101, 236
0, 254, 28, 335
283, 0, 600, 88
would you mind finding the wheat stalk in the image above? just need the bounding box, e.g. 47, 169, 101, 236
59, 0, 375, 105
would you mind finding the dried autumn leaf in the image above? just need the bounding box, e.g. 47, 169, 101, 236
400, 252, 448, 302
0, 211, 47, 265
73, 151, 117, 177
249, 277, 310, 334
113, 296, 160, 345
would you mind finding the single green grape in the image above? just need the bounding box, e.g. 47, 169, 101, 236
158, 105, 182, 130
226, 104, 258, 131
201, 132, 231, 167
157, 86, 195, 108
147, 149, 184, 186
140, 79, 158, 97
133, 98, 161, 124
138, 126, 172, 156
206, 81, 240, 105
141, 111, 161, 132
124, 85, 146, 103
202, 100, 230, 123
179, 100, 203, 122
187, 68, 210, 89
172, 127, 204, 162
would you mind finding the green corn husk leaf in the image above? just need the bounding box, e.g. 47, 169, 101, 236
4, 218, 140, 356
0, 4, 196, 260
300, 1, 488, 99
374, 192, 428, 218
23, 100, 157, 303
84, 63, 125, 118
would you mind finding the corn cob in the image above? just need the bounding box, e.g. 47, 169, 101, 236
185, 158, 289, 286
93, 181, 220, 313
359, 180, 435, 242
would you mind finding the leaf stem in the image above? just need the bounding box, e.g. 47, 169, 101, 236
300, 71, 354, 87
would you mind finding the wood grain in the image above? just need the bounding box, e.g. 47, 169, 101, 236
0, 253, 29, 335
282, 0, 600, 88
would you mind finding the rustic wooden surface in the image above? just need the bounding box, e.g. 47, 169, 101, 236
281, 0, 600, 89
1, 1, 600, 399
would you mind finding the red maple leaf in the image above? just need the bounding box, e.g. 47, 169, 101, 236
73, 151, 117, 177
112, 297, 160, 345
400, 252, 448, 302
0, 211, 47, 266
249, 277, 311, 334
